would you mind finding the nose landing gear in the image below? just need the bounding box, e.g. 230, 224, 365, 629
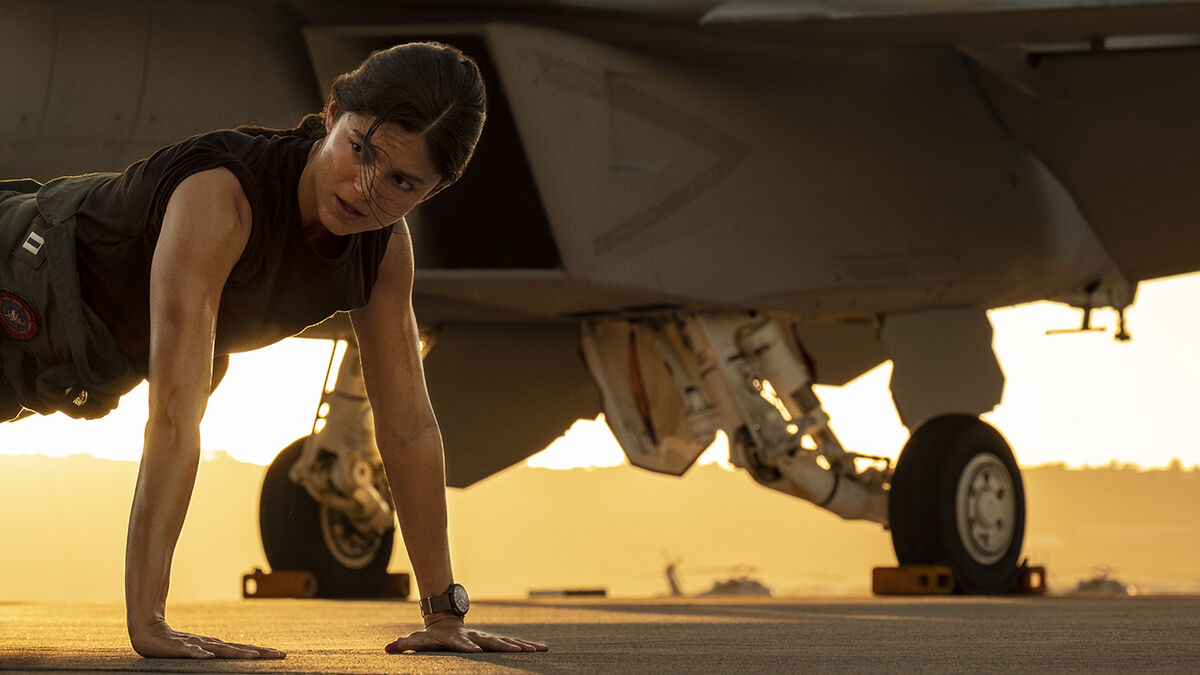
258, 437, 395, 597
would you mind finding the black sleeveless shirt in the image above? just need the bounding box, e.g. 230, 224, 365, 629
74, 129, 390, 370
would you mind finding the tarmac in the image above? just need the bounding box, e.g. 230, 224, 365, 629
2, 596, 1199, 673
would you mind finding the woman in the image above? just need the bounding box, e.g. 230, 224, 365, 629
0, 42, 546, 658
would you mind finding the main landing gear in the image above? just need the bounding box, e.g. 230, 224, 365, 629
581, 312, 1028, 594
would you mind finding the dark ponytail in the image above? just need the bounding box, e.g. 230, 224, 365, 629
293, 113, 328, 140
234, 112, 325, 140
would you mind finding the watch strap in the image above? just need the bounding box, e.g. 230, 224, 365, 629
419, 591, 453, 616
419, 584, 466, 617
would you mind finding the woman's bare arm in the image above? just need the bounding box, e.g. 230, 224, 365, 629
124, 168, 283, 659
350, 227, 545, 654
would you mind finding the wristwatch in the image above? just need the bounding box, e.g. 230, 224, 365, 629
419, 583, 470, 618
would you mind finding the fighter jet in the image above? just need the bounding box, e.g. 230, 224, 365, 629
4, 0, 1199, 596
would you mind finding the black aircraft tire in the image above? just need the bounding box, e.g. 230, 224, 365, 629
259, 437, 394, 597
889, 414, 1026, 594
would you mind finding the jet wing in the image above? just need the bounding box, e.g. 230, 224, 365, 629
702, 0, 1200, 24
698, 0, 1200, 45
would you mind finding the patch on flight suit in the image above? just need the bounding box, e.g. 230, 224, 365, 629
0, 290, 39, 341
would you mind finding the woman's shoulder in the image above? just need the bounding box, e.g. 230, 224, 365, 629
159, 127, 309, 162
137, 127, 312, 203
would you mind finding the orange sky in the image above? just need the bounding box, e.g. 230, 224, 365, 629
3, 273, 1200, 471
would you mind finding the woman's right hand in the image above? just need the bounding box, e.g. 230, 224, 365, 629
129, 619, 286, 659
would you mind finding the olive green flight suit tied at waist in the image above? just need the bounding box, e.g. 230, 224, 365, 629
1, 173, 139, 419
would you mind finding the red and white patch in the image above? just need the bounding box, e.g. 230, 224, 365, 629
0, 291, 38, 341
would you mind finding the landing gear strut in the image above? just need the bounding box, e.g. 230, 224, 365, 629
581, 313, 891, 525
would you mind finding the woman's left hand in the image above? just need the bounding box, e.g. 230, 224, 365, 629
384, 618, 548, 654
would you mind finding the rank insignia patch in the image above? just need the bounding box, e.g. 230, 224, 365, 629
0, 291, 38, 341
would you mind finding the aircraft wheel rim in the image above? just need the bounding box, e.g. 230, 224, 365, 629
319, 504, 382, 570
955, 452, 1016, 566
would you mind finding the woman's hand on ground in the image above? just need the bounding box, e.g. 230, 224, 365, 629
129, 620, 286, 659
385, 618, 548, 654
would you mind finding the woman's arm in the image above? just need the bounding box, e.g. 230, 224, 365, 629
350, 227, 545, 654
124, 168, 283, 659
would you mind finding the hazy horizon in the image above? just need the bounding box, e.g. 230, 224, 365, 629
2, 451, 1197, 605
4, 444, 1198, 471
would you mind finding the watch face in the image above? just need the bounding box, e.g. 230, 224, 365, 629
450, 584, 470, 614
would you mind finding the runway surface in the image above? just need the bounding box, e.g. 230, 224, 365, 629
3, 596, 1198, 673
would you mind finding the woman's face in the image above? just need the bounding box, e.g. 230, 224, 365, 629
306, 102, 442, 236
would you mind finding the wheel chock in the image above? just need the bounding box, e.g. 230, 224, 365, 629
871, 563, 1049, 596
528, 587, 608, 598
241, 568, 413, 599
379, 572, 412, 599
1012, 564, 1048, 596
242, 568, 318, 598
872, 565, 955, 595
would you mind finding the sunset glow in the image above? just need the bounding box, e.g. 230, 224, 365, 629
523, 417, 735, 471
3, 274, 1200, 471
